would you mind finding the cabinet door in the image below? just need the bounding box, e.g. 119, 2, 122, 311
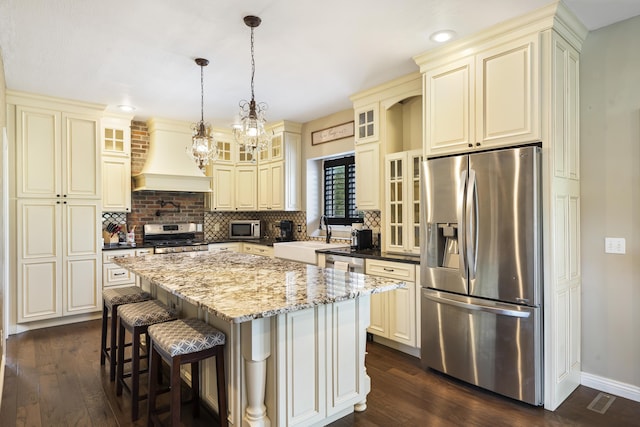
475, 33, 540, 148
354, 103, 379, 144
354, 143, 380, 210
257, 164, 270, 210
367, 292, 388, 337
269, 162, 284, 211
408, 151, 423, 254
385, 153, 405, 253
62, 112, 100, 198
211, 164, 234, 211
102, 156, 131, 212
64, 200, 101, 315
280, 307, 326, 426
235, 165, 257, 210
16, 106, 61, 198
326, 299, 364, 416
17, 199, 63, 322
424, 57, 474, 156
388, 284, 416, 347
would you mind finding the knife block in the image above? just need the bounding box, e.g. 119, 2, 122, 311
103, 230, 119, 244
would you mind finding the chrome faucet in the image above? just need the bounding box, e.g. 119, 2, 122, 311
320, 215, 331, 243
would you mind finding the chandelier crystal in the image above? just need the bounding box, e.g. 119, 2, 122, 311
233, 15, 269, 157
187, 57, 218, 171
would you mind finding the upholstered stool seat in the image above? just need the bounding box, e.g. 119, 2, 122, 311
147, 318, 228, 427
100, 286, 151, 381
116, 299, 178, 421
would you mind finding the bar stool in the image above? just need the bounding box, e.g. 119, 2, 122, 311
147, 318, 228, 427
100, 286, 151, 381
116, 299, 178, 421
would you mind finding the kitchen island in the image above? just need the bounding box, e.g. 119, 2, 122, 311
114, 251, 404, 427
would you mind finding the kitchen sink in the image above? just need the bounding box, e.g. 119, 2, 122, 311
273, 240, 351, 265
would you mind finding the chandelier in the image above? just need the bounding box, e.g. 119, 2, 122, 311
233, 15, 269, 157
187, 57, 218, 171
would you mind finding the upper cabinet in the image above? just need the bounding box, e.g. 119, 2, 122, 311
350, 73, 423, 211
12, 100, 102, 200
101, 115, 133, 212
257, 121, 301, 211
422, 33, 540, 157
354, 103, 379, 144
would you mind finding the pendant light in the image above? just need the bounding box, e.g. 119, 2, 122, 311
187, 57, 218, 171
233, 15, 269, 157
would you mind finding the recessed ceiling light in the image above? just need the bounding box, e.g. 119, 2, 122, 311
430, 30, 457, 43
118, 104, 136, 112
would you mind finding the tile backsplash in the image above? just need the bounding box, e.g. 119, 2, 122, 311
204, 211, 307, 241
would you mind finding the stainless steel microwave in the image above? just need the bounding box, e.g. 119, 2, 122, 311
229, 220, 261, 239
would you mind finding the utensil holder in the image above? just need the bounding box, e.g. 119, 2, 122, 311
103, 230, 119, 244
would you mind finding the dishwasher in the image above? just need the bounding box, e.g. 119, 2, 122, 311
324, 254, 365, 273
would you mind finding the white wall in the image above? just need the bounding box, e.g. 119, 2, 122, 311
580, 14, 640, 393
0, 48, 7, 401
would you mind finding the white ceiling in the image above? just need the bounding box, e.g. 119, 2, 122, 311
1, 0, 639, 127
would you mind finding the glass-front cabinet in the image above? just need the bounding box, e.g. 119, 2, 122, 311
384, 149, 422, 254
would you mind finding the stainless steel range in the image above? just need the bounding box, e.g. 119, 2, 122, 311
143, 223, 208, 254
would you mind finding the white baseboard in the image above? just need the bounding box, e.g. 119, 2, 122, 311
581, 371, 640, 403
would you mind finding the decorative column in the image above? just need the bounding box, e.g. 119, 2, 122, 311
241, 317, 271, 427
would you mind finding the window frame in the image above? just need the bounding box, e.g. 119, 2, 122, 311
323, 155, 362, 226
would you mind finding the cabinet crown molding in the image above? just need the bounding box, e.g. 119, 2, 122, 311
413, 1, 587, 69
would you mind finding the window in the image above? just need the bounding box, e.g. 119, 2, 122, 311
323, 155, 359, 225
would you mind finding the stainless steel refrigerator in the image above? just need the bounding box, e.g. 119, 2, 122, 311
420, 145, 543, 406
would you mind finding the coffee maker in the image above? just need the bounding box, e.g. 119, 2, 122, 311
278, 220, 294, 241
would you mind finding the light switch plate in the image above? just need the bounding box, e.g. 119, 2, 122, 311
605, 237, 626, 254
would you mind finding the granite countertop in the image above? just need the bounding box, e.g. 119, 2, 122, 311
114, 251, 404, 324
316, 247, 420, 265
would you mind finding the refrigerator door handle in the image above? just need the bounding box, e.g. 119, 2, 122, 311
457, 169, 468, 279
424, 291, 531, 318
466, 168, 478, 280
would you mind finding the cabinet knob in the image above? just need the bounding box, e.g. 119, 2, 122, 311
476, 142, 481, 147
63, 194, 67, 197
56, 194, 61, 198
56, 201, 61, 204
468, 143, 473, 148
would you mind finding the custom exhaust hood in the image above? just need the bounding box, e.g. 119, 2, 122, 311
132, 118, 212, 192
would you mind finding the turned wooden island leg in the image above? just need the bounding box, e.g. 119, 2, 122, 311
241, 317, 272, 427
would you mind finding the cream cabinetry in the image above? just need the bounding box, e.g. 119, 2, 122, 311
414, 3, 587, 409
207, 242, 241, 253
350, 73, 423, 211
242, 243, 273, 257
257, 122, 301, 211
8, 92, 104, 327
16, 199, 101, 322
275, 297, 369, 425
206, 135, 258, 211
365, 259, 418, 353
354, 103, 379, 144
14, 104, 100, 199
102, 248, 151, 288
422, 33, 540, 156
384, 149, 423, 254
101, 115, 133, 212
354, 143, 380, 210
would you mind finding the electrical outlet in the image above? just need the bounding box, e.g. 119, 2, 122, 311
214, 223, 220, 232
297, 224, 302, 232
605, 237, 626, 254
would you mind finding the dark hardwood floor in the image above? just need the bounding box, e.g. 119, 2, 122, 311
1, 319, 638, 426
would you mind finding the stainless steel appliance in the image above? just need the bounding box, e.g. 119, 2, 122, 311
420, 145, 542, 406
277, 220, 294, 241
229, 220, 261, 240
325, 254, 365, 273
143, 223, 208, 254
